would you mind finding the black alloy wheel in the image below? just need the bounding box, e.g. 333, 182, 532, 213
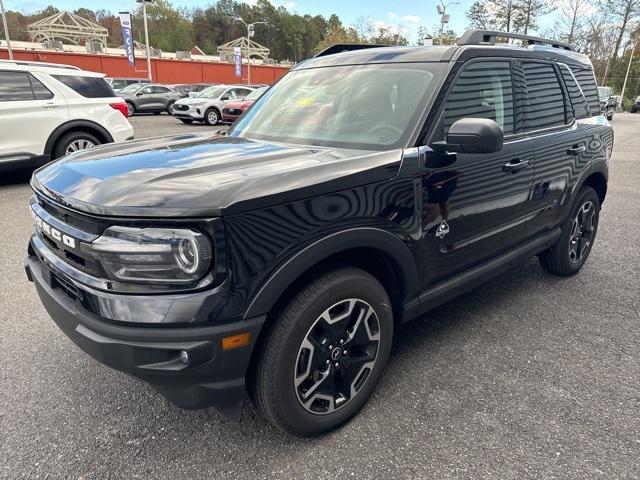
294, 298, 381, 415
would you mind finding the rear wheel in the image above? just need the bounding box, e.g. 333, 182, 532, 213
250, 267, 393, 436
204, 108, 219, 126
53, 131, 100, 159
167, 102, 175, 115
126, 102, 135, 117
538, 186, 600, 276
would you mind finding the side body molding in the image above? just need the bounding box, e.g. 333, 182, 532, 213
243, 227, 419, 320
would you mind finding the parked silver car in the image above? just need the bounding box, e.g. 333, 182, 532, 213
172, 85, 255, 125
120, 83, 182, 116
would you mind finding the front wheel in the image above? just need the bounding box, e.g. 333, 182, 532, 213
538, 186, 600, 276
250, 267, 393, 436
204, 108, 219, 126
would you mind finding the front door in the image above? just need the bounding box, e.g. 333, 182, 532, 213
420, 59, 535, 287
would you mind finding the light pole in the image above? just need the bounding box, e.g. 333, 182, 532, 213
0, 0, 13, 60
227, 15, 266, 84
437, 0, 459, 45
136, 0, 153, 82
620, 38, 638, 110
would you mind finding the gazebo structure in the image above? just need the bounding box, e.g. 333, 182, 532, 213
28, 11, 108, 49
218, 37, 270, 60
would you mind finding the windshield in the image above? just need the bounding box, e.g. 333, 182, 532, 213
229, 63, 443, 150
245, 87, 267, 101
196, 86, 227, 99
120, 83, 145, 94
598, 87, 612, 99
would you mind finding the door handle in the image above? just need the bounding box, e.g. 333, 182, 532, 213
503, 158, 529, 173
566, 145, 586, 156
42, 102, 60, 108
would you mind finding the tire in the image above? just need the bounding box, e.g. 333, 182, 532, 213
204, 108, 219, 126
538, 186, 600, 276
167, 102, 175, 115
53, 131, 101, 159
126, 102, 135, 117
179, 119, 193, 124
607, 113, 613, 121
250, 266, 393, 436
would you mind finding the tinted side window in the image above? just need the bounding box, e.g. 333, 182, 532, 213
53, 75, 115, 98
522, 63, 566, 130
440, 61, 514, 138
152, 86, 171, 94
558, 64, 590, 119
28, 74, 54, 100
569, 67, 600, 115
0, 71, 35, 101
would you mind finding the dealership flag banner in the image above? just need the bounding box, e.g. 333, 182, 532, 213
233, 46, 242, 79
119, 12, 135, 66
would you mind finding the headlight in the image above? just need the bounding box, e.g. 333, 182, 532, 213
83, 226, 212, 284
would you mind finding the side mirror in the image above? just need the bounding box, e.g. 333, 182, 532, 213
136, 92, 144, 97
221, 95, 230, 101
432, 118, 504, 154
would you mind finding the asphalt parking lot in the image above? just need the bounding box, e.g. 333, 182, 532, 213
1, 114, 639, 479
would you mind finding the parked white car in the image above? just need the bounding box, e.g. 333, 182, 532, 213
0, 60, 134, 172
172, 84, 255, 125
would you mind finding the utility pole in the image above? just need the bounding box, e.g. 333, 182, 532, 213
0, 0, 13, 60
437, 0, 459, 45
620, 39, 637, 109
137, 0, 153, 82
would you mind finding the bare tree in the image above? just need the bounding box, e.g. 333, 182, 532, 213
513, 0, 551, 33
606, 0, 640, 60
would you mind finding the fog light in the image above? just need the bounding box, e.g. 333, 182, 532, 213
179, 350, 189, 365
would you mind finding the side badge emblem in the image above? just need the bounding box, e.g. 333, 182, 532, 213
436, 220, 450, 239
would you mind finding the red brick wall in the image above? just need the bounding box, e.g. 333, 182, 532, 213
0, 48, 290, 84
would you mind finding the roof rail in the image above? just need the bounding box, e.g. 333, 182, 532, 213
0, 59, 81, 70
458, 30, 573, 51
315, 43, 389, 58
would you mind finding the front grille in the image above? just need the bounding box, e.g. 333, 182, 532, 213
174, 104, 189, 111
33, 195, 104, 277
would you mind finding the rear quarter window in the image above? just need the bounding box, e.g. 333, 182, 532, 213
568, 67, 600, 115
52, 75, 115, 98
559, 64, 590, 119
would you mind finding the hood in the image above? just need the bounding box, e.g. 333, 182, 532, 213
175, 96, 216, 106
32, 133, 403, 217
225, 100, 254, 110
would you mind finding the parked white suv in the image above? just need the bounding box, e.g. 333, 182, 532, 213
0, 60, 134, 171
172, 84, 254, 125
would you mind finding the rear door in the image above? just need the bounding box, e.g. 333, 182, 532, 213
0, 70, 67, 161
519, 61, 588, 233
420, 59, 535, 286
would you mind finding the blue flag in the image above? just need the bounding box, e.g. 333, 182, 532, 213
119, 12, 135, 67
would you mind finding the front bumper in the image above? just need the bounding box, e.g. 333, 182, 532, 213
25, 253, 265, 419
172, 106, 205, 120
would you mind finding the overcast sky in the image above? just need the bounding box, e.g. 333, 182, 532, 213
5, 0, 561, 43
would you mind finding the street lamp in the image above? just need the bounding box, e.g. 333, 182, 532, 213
136, 0, 153, 82
227, 15, 266, 84
0, 0, 13, 60
437, 0, 459, 46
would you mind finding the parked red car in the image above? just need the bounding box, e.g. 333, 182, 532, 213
222, 87, 268, 122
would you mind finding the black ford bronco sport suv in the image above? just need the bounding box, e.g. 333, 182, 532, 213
26, 30, 613, 436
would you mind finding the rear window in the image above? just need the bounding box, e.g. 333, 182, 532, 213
559, 64, 590, 119
569, 67, 600, 115
522, 62, 566, 130
0, 71, 53, 101
52, 75, 115, 98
